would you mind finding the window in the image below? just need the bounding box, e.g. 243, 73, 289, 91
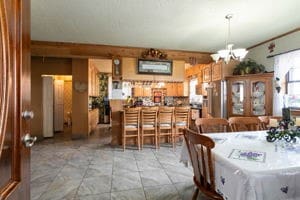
287, 67, 300, 108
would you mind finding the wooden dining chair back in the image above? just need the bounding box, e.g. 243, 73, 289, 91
258, 116, 282, 130
122, 107, 140, 151
157, 107, 174, 148
173, 106, 190, 149
228, 117, 261, 132
195, 118, 229, 133
184, 128, 223, 200
141, 107, 158, 149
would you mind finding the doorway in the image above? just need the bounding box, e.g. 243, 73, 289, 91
42, 75, 72, 140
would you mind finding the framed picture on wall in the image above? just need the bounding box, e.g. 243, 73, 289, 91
137, 59, 172, 75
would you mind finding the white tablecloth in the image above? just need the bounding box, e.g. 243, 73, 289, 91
180, 131, 300, 200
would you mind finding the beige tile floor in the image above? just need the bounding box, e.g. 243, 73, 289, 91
31, 124, 208, 200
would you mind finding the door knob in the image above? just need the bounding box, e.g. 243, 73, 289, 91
22, 110, 34, 120
22, 133, 37, 147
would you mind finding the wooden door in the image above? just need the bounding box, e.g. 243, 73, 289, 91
54, 80, 64, 132
0, 0, 31, 200
42, 76, 54, 137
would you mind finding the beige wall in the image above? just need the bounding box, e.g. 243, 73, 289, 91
31, 57, 72, 139
246, 30, 300, 72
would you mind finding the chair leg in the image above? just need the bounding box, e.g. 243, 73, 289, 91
123, 132, 125, 151
141, 130, 143, 150
192, 187, 199, 200
137, 131, 141, 151
155, 130, 158, 150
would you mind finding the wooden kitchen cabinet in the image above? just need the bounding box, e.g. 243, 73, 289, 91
88, 66, 99, 96
226, 73, 273, 117
88, 108, 99, 135
211, 62, 222, 81
211, 60, 239, 81
132, 87, 152, 97
202, 64, 212, 83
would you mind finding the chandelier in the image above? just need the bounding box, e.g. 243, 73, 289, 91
211, 14, 248, 63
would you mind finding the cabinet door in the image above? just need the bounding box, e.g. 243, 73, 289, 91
177, 83, 184, 96
143, 87, 152, 97
197, 70, 203, 83
202, 64, 212, 83
133, 87, 143, 97
211, 62, 222, 81
228, 80, 247, 116
250, 79, 272, 116
165, 83, 174, 96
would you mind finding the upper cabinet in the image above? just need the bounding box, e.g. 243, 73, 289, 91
202, 64, 212, 83
211, 60, 239, 81
88, 65, 99, 96
226, 73, 273, 117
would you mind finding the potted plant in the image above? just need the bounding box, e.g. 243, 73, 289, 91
233, 59, 266, 75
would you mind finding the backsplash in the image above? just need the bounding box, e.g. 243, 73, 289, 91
133, 96, 189, 106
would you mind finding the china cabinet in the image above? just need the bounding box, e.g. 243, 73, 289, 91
226, 73, 273, 117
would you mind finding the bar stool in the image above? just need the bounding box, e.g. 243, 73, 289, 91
140, 107, 158, 149
173, 106, 190, 149
157, 107, 174, 149
122, 107, 141, 151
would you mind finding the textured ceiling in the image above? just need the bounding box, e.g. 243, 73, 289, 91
31, 0, 300, 52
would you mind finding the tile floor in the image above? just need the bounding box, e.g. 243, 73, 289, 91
31, 125, 208, 200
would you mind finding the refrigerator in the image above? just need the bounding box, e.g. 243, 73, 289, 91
205, 80, 227, 118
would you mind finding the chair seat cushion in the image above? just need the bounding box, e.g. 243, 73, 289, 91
176, 122, 186, 126
142, 124, 155, 128
125, 124, 138, 129
159, 123, 172, 127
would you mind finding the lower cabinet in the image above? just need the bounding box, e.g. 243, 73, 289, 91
88, 109, 99, 135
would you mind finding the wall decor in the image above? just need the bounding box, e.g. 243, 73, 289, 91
141, 48, 167, 59
137, 59, 172, 75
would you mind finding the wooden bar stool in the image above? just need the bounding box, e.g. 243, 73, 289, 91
122, 107, 141, 151
157, 106, 174, 149
195, 118, 229, 133
140, 107, 158, 149
173, 106, 190, 149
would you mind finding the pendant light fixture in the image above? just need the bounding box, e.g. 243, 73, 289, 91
211, 14, 248, 63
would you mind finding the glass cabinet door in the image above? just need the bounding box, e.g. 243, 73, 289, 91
251, 81, 266, 116
231, 81, 245, 115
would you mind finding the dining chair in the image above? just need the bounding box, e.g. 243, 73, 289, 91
157, 106, 174, 149
228, 117, 261, 132
122, 107, 141, 151
183, 128, 223, 200
195, 118, 229, 133
173, 106, 190, 149
140, 107, 158, 149
258, 116, 282, 130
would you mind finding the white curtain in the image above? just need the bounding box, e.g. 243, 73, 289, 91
273, 50, 300, 115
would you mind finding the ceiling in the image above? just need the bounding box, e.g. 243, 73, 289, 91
31, 0, 300, 53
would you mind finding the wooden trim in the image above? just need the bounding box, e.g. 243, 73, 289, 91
267, 48, 300, 58
31, 40, 213, 64
247, 28, 300, 50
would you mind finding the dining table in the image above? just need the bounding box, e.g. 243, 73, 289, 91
180, 130, 300, 200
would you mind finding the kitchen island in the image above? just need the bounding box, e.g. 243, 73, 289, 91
110, 100, 191, 146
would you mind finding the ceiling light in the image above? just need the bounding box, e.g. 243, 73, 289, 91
211, 14, 248, 63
